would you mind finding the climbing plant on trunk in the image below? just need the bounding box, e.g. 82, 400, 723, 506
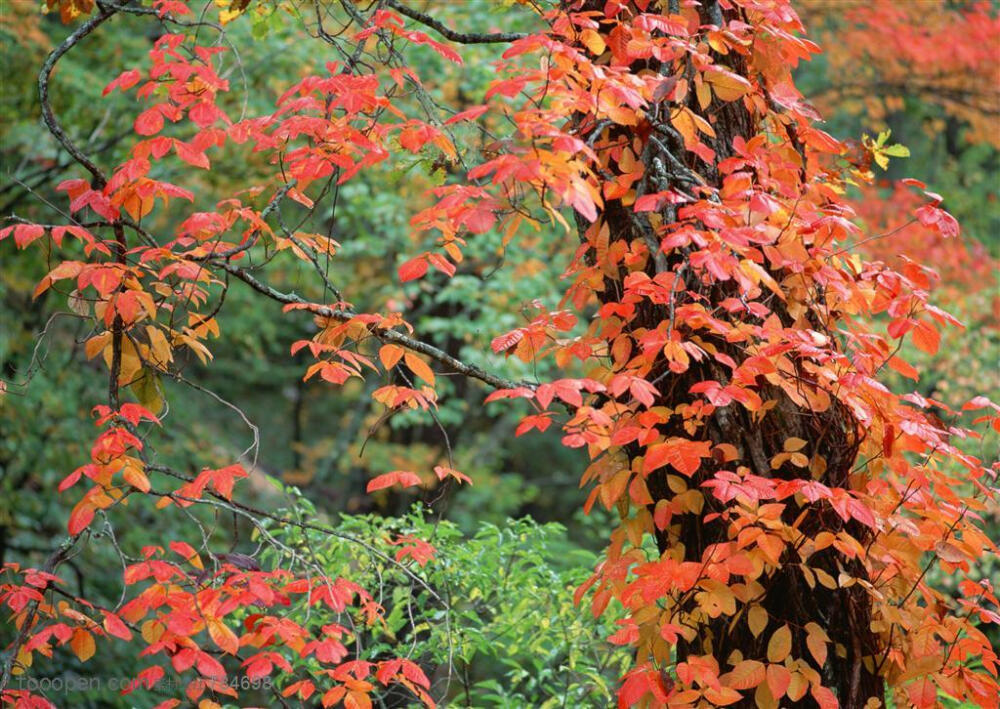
1, 1, 997, 708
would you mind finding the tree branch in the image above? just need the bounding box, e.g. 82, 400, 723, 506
384, 0, 526, 44
189, 179, 297, 262
216, 262, 529, 391
0, 536, 81, 692
38, 7, 117, 188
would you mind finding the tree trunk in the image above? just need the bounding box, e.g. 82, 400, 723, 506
570, 0, 885, 704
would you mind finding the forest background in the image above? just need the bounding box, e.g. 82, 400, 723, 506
0, 1, 997, 707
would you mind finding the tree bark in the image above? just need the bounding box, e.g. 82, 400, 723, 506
570, 0, 885, 704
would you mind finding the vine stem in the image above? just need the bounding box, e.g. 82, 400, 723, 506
1, 4, 125, 693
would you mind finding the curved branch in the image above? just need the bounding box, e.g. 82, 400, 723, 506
217, 262, 530, 391
384, 0, 526, 44
38, 7, 117, 188
3, 7, 121, 692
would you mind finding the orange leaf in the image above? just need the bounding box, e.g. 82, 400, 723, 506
810, 684, 839, 709
805, 622, 829, 666
404, 352, 435, 386
122, 462, 151, 493
68, 497, 96, 535
643, 438, 711, 476
912, 321, 940, 355
906, 678, 937, 708
379, 344, 404, 370
206, 617, 239, 655
70, 627, 96, 662
888, 355, 919, 380
433, 466, 472, 485
703, 686, 742, 705
725, 660, 765, 690
765, 664, 791, 699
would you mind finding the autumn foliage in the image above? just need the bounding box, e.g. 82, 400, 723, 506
1, 1, 998, 708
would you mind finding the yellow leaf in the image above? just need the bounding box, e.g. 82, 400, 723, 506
696, 78, 712, 110
130, 370, 164, 416
12, 647, 32, 675
689, 109, 716, 138
784, 437, 807, 452
748, 605, 768, 638
786, 671, 809, 702
146, 326, 173, 368
805, 622, 829, 666
814, 567, 837, 589
580, 29, 606, 56
141, 620, 164, 644
766, 624, 791, 663
704, 67, 752, 102
117, 338, 143, 385
754, 680, 778, 709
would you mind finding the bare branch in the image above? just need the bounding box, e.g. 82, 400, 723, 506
38, 8, 117, 188
384, 0, 526, 44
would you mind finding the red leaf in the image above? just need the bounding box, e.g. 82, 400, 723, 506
643, 438, 711, 476
174, 140, 210, 169
491, 329, 524, 354
810, 685, 839, 709
367, 471, 422, 493
134, 107, 164, 136
102, 611, 133, 640
398, 256, 428, 282
103, 69, 142, 96
389, 535, 437, 566
244, 654, 273, 682
10, 224, 46, 248
634, 190, 687, 213
444, 105, 489, 125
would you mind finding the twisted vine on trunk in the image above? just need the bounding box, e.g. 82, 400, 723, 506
570, 0, 884, 704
